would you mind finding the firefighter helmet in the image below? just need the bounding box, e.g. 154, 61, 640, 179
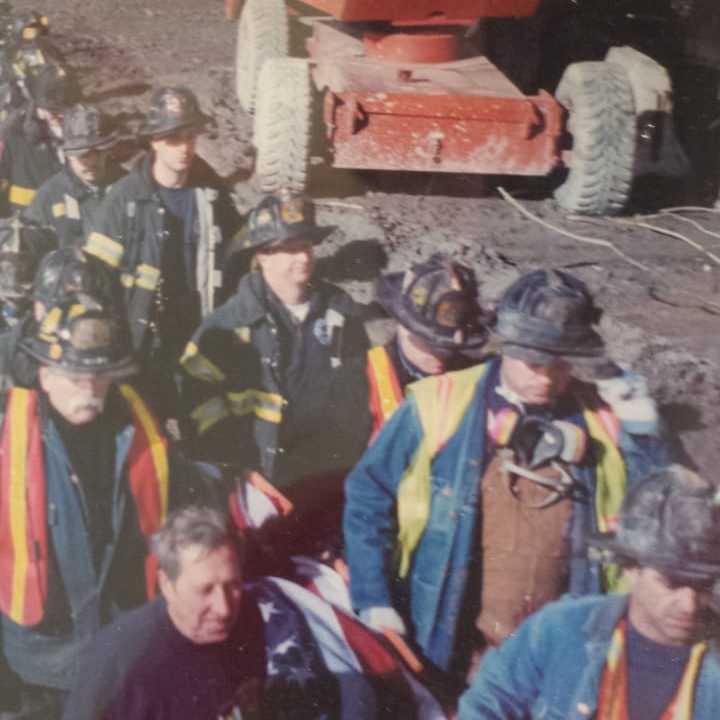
21, 293, 136, 377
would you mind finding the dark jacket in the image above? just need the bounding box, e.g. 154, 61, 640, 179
23, 163, 126, 248
0, 388, 208, 697
180, 271, 372, 491
86, 153, 242, 356
0, 116, 62, 217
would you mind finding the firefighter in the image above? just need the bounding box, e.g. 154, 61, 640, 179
343, 268, 671, 686
0, 61, 79, 216
85, 86, 242, 419
367, 253, 490, 440
0, 294, 208, 718
24, 103, 125, 248
460, 465, 720, 719
179, 193, 371, 551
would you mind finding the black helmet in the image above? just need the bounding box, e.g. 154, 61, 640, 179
592, 465, 720, 585
376, 253, 490, 350
494, 269, 612, 371
228, 193, 335, 254
25, 61, 79, 112
32, 247, 122, 309
0, 217, 55, 300
139, 86, 209, 138
21, 293, 137, 377
62, 103, 118, 155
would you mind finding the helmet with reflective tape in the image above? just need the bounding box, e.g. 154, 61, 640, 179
377, 253, 490, 350
592, 465, 720, 585
21, 292, 136, 376
229, 192, 335, 254
139, 85, 209, 138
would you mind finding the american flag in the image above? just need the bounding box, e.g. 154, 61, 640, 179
232, 476, 447, 719
250, 577, 445, 719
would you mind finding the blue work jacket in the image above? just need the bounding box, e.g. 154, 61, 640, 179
344, 357, 670, 672
458, 593, 720, 719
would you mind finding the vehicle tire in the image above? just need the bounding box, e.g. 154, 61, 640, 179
235, 0, 288, 114
254, 57, 312, 193
553, 61, 636, 216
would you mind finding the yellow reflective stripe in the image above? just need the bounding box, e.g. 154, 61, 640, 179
234, 326, 251, 343
120, 273, 134, 288
180, 343, 226, 383
9, 390, 30, 621
119, 384, 169, 521
227, 390, 283, 424
191, 396, 229, 436
368, 346, 402, 422
51, 202, 65, 218
86, 231, 124, 268
136, 264, 160, 291
9, 185, 35, 207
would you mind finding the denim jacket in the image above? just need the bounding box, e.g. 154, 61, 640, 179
459, 594, 720, 719
343, 357, 670, 671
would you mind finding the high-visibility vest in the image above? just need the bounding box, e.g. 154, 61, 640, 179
366, 346, 405, 441
0, 385, 169, 626
395, 363, 627, 590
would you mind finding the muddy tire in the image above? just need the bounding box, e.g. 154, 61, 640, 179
254, 57, 312, 193
235, 0, 288, 114
554, 61, 636, 216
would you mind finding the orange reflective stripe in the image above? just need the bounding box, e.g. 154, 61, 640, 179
367, 346, 404, 440
8, 390, 30, 622
0, 389, 47, 625
119, 384, 169, 533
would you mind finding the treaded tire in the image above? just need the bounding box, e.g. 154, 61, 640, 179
235, 0, 288, 114
554, 61, 636, 216
254, 57, 312, 193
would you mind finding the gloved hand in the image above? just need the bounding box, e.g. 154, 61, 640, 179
359, 606, 408, 636
595, 366, 659, 433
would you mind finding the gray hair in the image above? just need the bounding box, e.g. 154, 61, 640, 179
151, 506, 243, 582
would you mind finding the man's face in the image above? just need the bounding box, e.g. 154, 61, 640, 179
161, 542, 243, 645
151, 129, 197, 177
397, 324, 454, 375
67, 149, 106, 186
627, 567, 716, 646
500, 355, 572, 405
256, 238, 315, 296
38, 366, 112, 425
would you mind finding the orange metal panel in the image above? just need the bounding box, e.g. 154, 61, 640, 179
299, 0, 541, 22
324, 90, 562, 176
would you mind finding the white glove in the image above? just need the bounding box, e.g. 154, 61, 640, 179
359, 606, 408, 636
595, 367, 659, 433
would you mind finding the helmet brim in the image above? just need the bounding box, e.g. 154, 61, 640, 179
227, 223, 335, 256
590, 532, 720, 583
21, 338, 138, 379
63, 131, 119, 155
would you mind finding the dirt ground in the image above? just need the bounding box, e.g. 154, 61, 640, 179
18, 0, 720, 471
